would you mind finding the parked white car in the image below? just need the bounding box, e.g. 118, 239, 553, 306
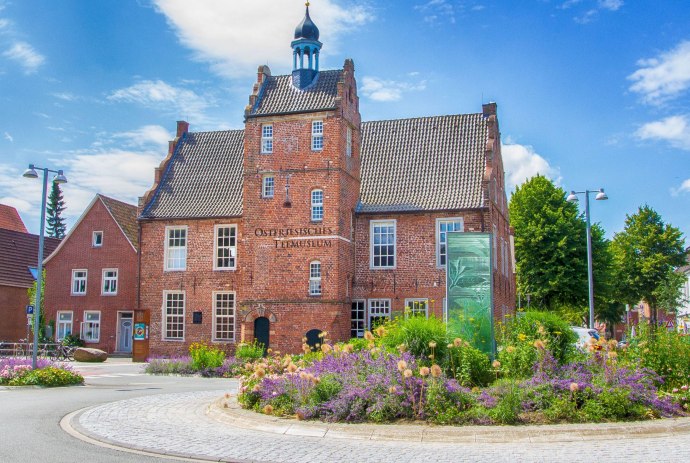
571, 326, 600, 350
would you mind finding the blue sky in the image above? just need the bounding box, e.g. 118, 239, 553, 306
0, 0, 689, 242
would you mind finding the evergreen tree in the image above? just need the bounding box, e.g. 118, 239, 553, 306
611, 205, 686, 325
46, 180, 66, 238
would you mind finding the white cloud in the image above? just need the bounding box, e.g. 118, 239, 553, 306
0, 18, 10, 31
635, 115, 690, 151
415, 0, 456, 24
111, 125, 172, 149
360, 76, 427, 102
598, 0, 623, 11
3, 131, 12, 142
2, 41, 44, 74
108, 80, 213, 124
51, 92, 77, 101
152, 0, 371, 78
673, 178, 690, 196
501, 142, 560, 192
628, 40, 690, 105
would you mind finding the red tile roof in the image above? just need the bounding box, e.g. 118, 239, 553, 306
0, 204, 28, 233
0, 229, 60, 288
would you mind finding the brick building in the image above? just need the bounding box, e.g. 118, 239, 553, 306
43, 194, 138, 353
138, 5, 515, 356
0, 205, 60, 341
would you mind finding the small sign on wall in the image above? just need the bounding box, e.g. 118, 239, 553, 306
134, 323, 146, 340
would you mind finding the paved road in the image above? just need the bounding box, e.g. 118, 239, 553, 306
0, 359, 233, 463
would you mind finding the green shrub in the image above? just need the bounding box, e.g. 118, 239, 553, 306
498, 311, 576, 367
8, 366, 83, 387
61, 333, 85, 347
145, 357, 195, 375
497, 341, 538, 379
308, 373, 342, 405
235, 340, 265, 361
488, 379, 522, 424
425, 379, 475, 424
379, 315, 448, 363
189, 342, 225, 370
445, 339, 493, 387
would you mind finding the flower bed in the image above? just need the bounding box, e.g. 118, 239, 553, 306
0, 358, 83, 387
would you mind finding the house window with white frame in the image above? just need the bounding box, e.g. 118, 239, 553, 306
56, 311, 73, 341
214, 225, 237, 270
262, 175, 274, 198
368, 299, 391, 329
309, 261, 322, 296
346, 126, 352, 157
311, 189, 323, 222
81, 311, 100, 343
261, 124, 273, 154
311, 120, 323, 150
71, 269, 87, 295
405, 298, 429, 318
371, 220, 396, 268
92, 231, 103, 247
351, 300, 365, 338
102, 268, 118, 295
436, 218, 464, 267
163, 292, 185, 340
165, 226, 187, 271
213, 292, 235, 341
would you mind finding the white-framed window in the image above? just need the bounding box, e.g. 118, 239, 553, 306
346, 126, 352, 157
370, 220, 396, 269
261, 124, 273, 154
92, 231, 103, 247
311, 189, 323, 222
102, 268, 118, 295
309, 260, 322, 296
56, 311, 73, 341
163, 291, 185, 340
436, 218, 464, 268
214, 225, 237, 270
71, 269, 87, 295
213, 291, 235, 341
81, 311, 101, 343
368, 299, 391, 329
405, 298, 429, 318
351, 300, 365, 338
165, 226, 187, 271
262, 175, 274, 198
311, 120, 323, 150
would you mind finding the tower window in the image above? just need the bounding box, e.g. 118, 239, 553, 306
311, 189, 323, 222
309, 261, 322, 296
346, 126, 352, 157
312, 121, 323, 151
262, 175, 275, 198
261, 124, 273, 154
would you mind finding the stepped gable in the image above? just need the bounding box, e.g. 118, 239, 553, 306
358, 113, 488, 213
140, 129, 245, 219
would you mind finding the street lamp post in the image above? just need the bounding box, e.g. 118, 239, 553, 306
22, 164, 67, 369
567, 188, 608, 330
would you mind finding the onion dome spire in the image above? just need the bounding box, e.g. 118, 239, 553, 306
291, 2, 323, 89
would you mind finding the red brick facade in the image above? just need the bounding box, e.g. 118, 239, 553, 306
139, 59, 516, 357
43, 196, 138, 353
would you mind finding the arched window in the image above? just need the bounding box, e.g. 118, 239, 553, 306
311, 189, 323, 222
309, 260, 322, 296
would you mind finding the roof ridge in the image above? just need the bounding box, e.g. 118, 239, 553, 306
363, 113, 483, 125
269, 69, 342, 79
187, 128, 245, 135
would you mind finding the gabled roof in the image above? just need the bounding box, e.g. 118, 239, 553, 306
0, 228, 60, 288
140, 130, 245, 219
98, 194, 139, 249
44, 194, 138, 264
357, 114, 488, 213
0, 204, 28, 233
248, 70, 342, 117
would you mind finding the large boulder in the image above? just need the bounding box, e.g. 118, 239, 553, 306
73, 347, 108, 362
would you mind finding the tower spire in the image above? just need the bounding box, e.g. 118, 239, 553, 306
291, 2, 322, 89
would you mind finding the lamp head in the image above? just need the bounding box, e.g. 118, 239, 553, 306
566, 191, 579, 203
54, 170, 67, 184
595, 188, 608, 201
22, 165, 38, 179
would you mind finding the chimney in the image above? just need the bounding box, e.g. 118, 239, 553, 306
176, 120, 189, 138
482, 102, 497, 118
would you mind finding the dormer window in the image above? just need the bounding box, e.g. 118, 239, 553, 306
93, 231, 103, 247
311, 121, 323, 151
261, 124, 273, 154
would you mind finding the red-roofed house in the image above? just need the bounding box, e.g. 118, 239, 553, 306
43, 194, 138, 354
0, 204, 28, 233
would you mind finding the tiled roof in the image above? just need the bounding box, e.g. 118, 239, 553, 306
249, 70, 342, 116
98, 195, 139, 250
358, 114, 488, 213
141, 130, 245, 219
0, 204, 28, 233
0, 229, 60, 288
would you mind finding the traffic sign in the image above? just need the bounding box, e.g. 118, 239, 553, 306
26, 305, 34, 315
666, 320, 675, 330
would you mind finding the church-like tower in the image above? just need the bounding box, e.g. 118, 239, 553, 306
291, 3, 322, 89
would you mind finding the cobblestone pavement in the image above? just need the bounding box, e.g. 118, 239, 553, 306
70, 390, 690, 463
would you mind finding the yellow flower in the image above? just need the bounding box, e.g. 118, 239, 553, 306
428, 341, 437, 348
533, 340, 546, 350
506, 346, 515, 353
321, 343, 333, 354
419, 367, 430, 377
255, 368, 266, 378
403, 369, 413, 378
431, 364, 442, 378
364, 331, 374, 341
518, 333, 527, 341
375, 326, 386, 337
263, 405, 274, 415
492, 360, 501, 369
287, 363, 298, 373
453, 338, 463, 347
389, 386, 397, 393
397, 360, 408, 372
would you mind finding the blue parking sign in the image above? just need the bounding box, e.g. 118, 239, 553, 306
26, 305, 34, 315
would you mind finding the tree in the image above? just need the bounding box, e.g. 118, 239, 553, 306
46, 180, 66, 238
509, 175, 612, 316
611, 205, 686, 325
